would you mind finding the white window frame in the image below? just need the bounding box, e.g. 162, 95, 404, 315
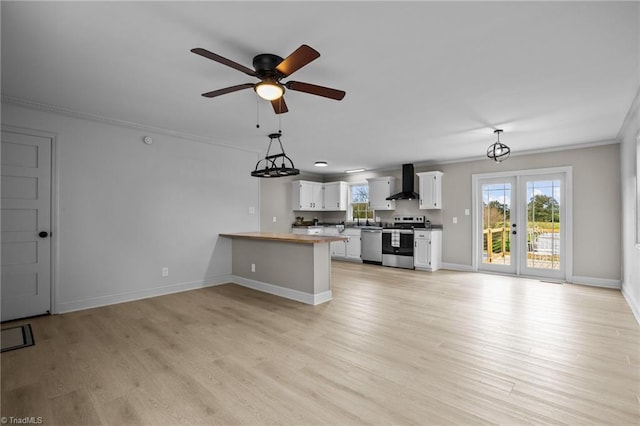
348, 182, 374, 221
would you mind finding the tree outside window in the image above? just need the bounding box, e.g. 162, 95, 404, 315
350, 184, 374, 220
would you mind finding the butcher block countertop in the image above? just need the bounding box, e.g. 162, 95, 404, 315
219, 232, 347, 244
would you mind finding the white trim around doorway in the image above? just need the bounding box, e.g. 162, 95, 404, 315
2, 124, 60, 315
471, 166, 573, 282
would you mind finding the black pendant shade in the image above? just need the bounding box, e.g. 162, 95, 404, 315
251, 132, 300, 178
487, 129, 510, 163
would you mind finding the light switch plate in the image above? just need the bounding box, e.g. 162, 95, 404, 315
453, 217, 458, 224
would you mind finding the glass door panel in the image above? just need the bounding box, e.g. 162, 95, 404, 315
521, 176, 564, 279
478, 177, 516, 274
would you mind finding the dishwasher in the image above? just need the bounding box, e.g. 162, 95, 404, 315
361, 228, 383, 265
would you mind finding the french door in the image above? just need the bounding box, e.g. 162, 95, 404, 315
474, 168, 570, 280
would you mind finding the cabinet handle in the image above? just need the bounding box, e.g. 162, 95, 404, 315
414, 241, 417, 248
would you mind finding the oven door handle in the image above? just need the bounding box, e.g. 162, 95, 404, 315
382, 229, 414, 234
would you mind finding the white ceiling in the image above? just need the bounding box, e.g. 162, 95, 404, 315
2, 1, 638, 175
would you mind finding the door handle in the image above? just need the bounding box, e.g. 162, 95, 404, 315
38, 231, 49, 238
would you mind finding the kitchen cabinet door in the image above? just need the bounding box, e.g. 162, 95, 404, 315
331, 240, 346, 257
417, 172, 443, 209
292, 181, 323, 211
367, 177, 396, 210
346, 235, 361, 260
414, 230, 442, 271
323, 182, 348, 211
414, 232, 430, 269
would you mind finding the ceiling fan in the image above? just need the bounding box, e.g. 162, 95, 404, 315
191, 44, 346, 114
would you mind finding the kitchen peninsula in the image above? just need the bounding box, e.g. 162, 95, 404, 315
219, 232, 347, 305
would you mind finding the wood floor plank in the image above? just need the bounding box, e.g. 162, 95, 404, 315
1, 261, 639, 425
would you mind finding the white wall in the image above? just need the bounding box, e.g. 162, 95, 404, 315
2, 103, 260, 313
261, 143, 623, 285
620, 89, 640, 323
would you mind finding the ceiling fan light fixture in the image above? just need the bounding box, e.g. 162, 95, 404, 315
487, 129, 511, 163
254, 80, 284, 101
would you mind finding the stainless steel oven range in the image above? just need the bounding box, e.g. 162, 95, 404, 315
382, 215, 426, 269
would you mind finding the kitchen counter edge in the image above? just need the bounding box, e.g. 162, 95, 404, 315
219, 232, 348, 244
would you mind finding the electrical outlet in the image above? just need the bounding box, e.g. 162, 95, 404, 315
452, 217, 458, 224
162, 267, 169, 277
272, 216, 277, 222
251, 264, 256, 273
248, 206, 255, 214
465, 209, 470, 216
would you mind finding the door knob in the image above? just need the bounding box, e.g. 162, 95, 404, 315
38, 231, 49, 238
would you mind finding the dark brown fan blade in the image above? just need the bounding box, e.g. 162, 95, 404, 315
271, 97, 289, 114
285, 81, 346, 100
191, 48, 257, 77
202, 83, 254, 98
275, 45, 320, 77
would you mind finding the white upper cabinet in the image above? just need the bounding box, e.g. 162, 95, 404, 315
367, 177, 396, 210
292, 181, 323, 211
292, 180, 348, 211
417, 171, 443, 209
322, 182, 348, 211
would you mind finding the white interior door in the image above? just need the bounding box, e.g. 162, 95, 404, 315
477, 176, 517, 275
1, 130, 52, 321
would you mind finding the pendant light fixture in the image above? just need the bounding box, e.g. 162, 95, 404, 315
487, 129, 511, 163
251, 132, 300, 178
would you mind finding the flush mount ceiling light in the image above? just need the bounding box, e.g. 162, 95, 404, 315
314, 161, 328, 167
251, 132, 300, 178
254, 79, 284, 101
487, 129, 511, 163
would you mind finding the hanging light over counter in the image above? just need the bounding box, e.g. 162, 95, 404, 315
487, 129, 510, 163
251, 132, 300, 178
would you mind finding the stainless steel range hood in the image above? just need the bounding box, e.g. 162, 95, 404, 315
386, 163, 419, 200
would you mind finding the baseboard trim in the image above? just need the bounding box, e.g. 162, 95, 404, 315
570, 276, 621, 289
621, 285, 640, 326
231, 275, 332, 305
441, 263, 474, 272
56, 274, 231, 314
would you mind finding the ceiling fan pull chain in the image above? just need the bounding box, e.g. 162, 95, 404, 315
256, 100, 260, 128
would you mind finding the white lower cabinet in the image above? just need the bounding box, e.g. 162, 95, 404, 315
414, 229, 442, 271
331, 240, 346, 257
331, 228, 361, 261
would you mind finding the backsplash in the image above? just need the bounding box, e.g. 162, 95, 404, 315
321, 199, 443, 225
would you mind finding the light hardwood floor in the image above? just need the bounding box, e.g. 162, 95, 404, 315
2, 261, 639, 425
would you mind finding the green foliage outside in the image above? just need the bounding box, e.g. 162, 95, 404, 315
351, 185, 374, 219
527, 194, 559, 223
483, 194, 559, 255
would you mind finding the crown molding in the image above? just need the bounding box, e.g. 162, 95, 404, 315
1, 95, 261, 155
617, 86, 640, 141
